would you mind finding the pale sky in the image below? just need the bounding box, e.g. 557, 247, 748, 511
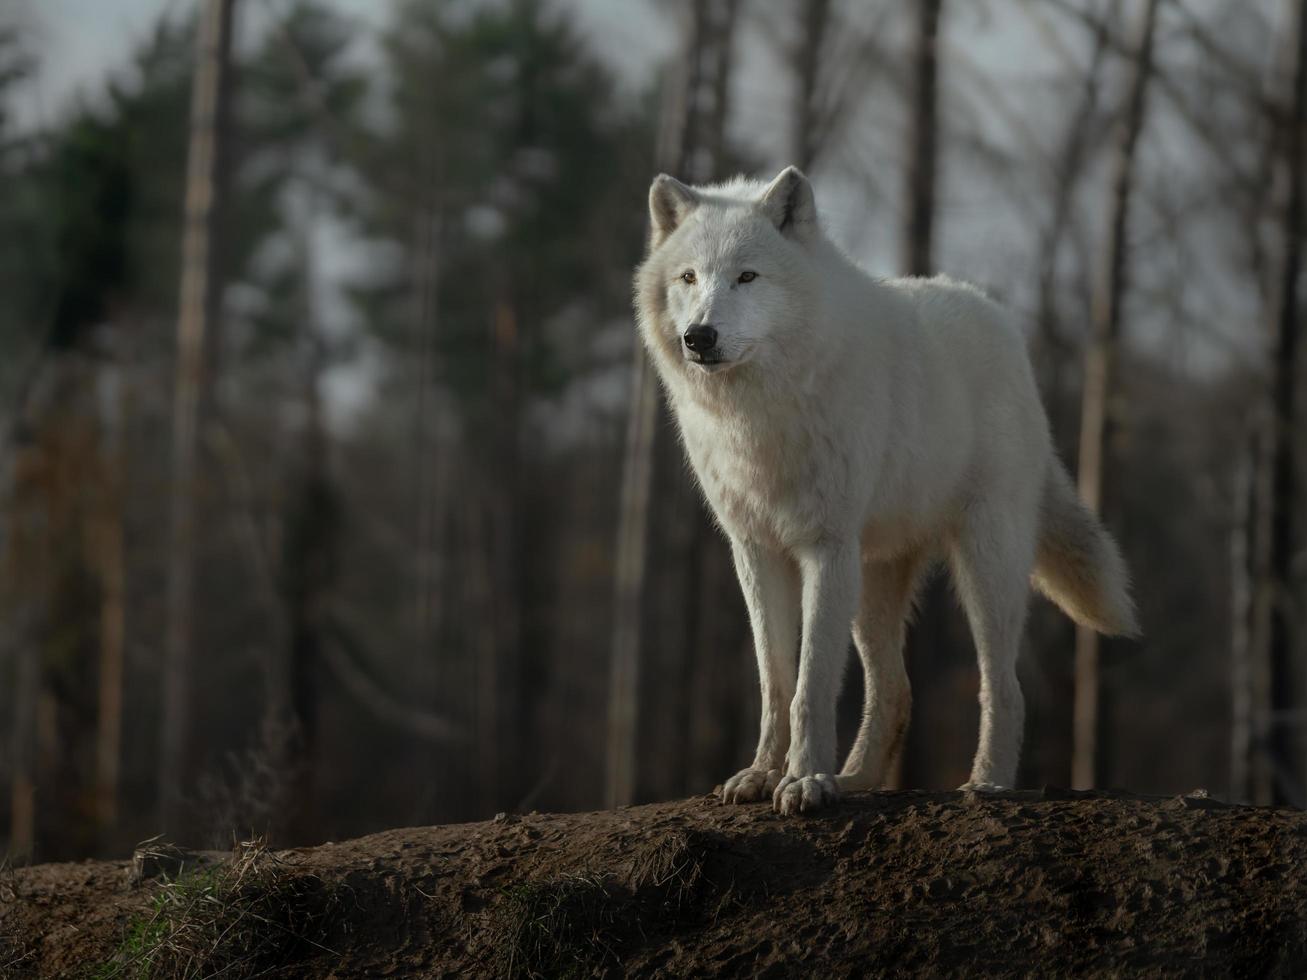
8, 0, 672, 135
4, 0, 1263, 394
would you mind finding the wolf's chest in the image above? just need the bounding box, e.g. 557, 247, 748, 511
679, 408, 828, 547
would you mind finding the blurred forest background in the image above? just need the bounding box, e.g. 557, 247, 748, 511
1, 0, 1304, 863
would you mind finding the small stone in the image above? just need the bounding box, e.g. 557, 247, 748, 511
127, 838, 224, 886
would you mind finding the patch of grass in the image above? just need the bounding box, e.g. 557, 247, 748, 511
92, 837, 337, 980
486, 831, 744, 979
1, 857, 36, 976
489, 873, 624, 980
625, 830, 713, 916
625, 829, 742, 923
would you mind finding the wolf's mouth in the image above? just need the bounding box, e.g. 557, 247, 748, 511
686, 353, 732, 374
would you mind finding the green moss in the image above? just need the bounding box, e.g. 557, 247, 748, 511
90, 840, 336, 980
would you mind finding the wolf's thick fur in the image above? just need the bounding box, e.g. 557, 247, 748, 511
634, 167, 1137, 815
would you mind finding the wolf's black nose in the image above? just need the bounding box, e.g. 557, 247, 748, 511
683, 324, 718, 353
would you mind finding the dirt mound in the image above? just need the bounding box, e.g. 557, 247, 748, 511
4, 789, 1306, 978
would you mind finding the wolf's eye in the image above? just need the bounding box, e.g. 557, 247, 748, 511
680, 270, 697, 284
738, 270, 757, 283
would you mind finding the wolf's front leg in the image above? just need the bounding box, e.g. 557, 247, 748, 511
774, 540, 860, 815
720, 539, 800, 804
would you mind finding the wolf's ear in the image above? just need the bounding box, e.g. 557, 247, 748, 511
649, 174, 698, 247
757, 166, 816, 240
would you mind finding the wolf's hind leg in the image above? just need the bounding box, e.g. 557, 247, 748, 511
951, 503, 1037, 790
837, 551, 926, 793
721, 540, 800, 804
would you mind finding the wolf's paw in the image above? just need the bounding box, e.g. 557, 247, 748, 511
721, 767, 782, 804
958, 780, 1008, 793
772, 773, 839, 816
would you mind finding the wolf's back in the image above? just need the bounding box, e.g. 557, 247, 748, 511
1031, 459, 1139, 637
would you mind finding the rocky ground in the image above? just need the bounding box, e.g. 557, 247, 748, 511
4, 788, 1306, 978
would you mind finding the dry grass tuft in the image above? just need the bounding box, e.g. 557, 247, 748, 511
625, 828, 741, 921
0, 857, 36, 976
486, 830, 744, 978
488, 873, 623, 980
93, 836, 337, 980
625, 829, 712, 914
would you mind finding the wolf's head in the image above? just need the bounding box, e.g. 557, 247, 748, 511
634, 166, 819, 378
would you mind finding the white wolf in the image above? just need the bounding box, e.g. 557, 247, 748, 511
633, 166, 1138, 816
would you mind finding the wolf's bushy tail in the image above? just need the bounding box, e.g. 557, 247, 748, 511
1031, 459, 1140, 637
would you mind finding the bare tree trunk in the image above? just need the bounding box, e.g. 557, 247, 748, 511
606, 0, 738, 809
94, 361, 128, 845
790, 0, 831, 171
1231, 435, 1255, 803
465, 487, 498, 821
286, 349, 334, 842
1034, 0, 1115, 423
5, 396, 56, 860
276, 220, 337, 843
411, 202, 440, 655
1261, 0, 1307, 806
1228, 13, 1284, 809
407, 195, 450, 820
1249, 398, 1278, 803
483, 297, 520, 815
701, 0, 740, 180
1071, 0, 1160, 791
7, 600, 38, 860
903, 0, 943, 278
94, 478, 125, 840
686, 539, 748, 793
607, 346, 658, 809
160, 0, 234, 831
